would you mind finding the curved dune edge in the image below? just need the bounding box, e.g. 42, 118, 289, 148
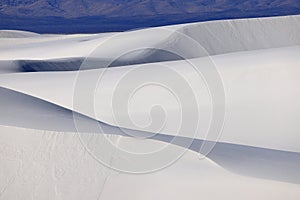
0, 86, 299, 185
0, 83, 300, 186
0, 15, 299, 65
0, 45, 299, 153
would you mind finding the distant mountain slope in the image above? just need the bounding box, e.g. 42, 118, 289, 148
1, 0, 300, 18
0, 0, 300, 33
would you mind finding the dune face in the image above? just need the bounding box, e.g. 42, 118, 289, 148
0, 15, 300, 199
1, 15, 299, 71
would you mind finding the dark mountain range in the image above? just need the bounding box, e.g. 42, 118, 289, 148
0, 0, 300, 33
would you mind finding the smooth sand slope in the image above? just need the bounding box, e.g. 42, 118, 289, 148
1, 127, 300, 200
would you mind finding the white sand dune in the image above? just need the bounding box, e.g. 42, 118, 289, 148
0, 15, 300, 199
0, 45, 299, 152
0, 30, 40, 38
0, 87, 299, 185
0, 15, 299, 67
101, 138, 300, 200
0, 87, 107, 133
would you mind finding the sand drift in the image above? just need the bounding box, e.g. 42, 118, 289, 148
0, 15, 300, 199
